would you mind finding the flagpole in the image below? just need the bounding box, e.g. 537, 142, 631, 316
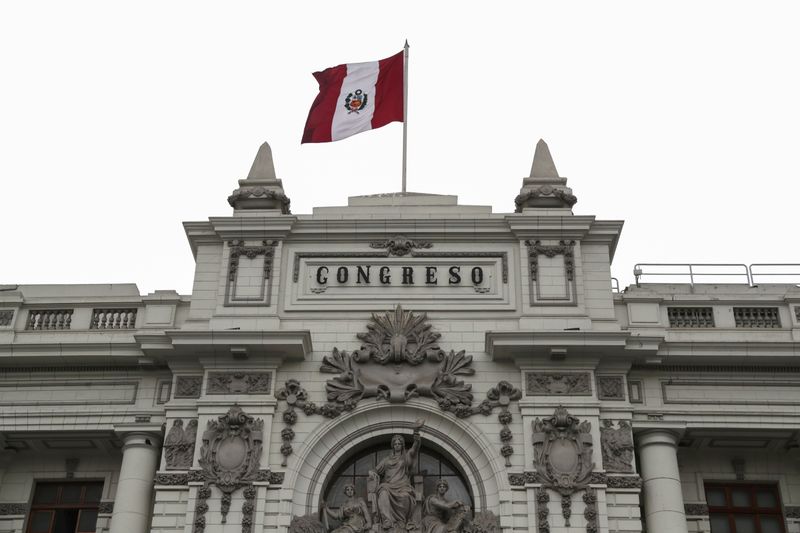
402, 40, 409, 193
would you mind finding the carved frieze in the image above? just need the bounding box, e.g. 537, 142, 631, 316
174, 376, 202, 399
597, 376, 626, 400
684, 503, 709, 516
206, 372, 272, 395
369, 235, 432, 256
194, 407, 264, 531
155, 473, 189, 486
164, 419, 198, 470
532, 406, 594, 524
0, 310, 14, 327
97, 501, 114, 514
606, 475, 642, 489
600, 420, 634, 473
785, 506, 800, 518
0, 503, 28, 515
526, 372, 592, 396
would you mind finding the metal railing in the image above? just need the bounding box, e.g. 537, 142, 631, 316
634, 263, 800, 287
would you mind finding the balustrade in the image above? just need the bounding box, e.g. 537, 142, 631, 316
734, 307, 781, 328
668, 307, 714, 328
26, 310, 73, 330
91, 309, 138, 329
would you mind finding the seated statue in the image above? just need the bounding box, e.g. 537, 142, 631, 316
368, 421, 423, 531
322, 484, 372, 533
421, 479, 467, 533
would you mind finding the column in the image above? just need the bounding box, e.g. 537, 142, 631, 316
637, 429, 688, 533
110, 431, 162, 533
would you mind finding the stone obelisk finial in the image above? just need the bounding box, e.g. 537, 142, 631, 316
514, 139, 577, 213
228, 142, 291, 214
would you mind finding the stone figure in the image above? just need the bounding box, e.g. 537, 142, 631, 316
421, 479, 468, 533
322, 484, 372, 533
164, 419, 198, 469
368, 420, 424, 531
600, 420, 634, 473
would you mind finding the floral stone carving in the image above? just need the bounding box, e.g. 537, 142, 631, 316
194, 407, 265, 533
164, 419, 197, 470
600, 420, 634, 473
369, 235, 432, 256
532, 406, 594, 526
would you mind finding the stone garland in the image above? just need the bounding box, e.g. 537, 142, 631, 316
535, 488, 550, 533
583, 488, 598, 533
276, 378, 521, 467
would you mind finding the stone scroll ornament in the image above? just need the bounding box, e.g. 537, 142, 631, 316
276, 306, 522, 467
532, 406, 594, 527
192, 407, 269, 533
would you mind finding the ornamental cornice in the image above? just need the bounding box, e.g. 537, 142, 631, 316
288, 217, 515, 238
139, 330, 312, 360
207, 216, 297, 240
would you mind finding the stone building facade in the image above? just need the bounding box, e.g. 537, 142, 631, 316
1, 140, 799, 533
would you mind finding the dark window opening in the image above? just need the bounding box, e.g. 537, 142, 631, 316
705, 483, 786, 533
28, 481, 103, 533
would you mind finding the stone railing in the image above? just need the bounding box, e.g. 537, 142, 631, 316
26, 309, 74, 330
91, 308, 138, 329
734, 307, 781, 328
667, 307, 714, 328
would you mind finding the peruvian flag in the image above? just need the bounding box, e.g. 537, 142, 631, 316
302, 51, 404, 143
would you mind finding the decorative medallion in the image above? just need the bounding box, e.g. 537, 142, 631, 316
596, 376, 625, 400
532, 406, 594, 524
194, 407, 266, 533
164, 419, 198, 470
600, 420, 634, 473
207, 372, 272, 395
369, 235, 433, 256
0, 310, 14, 327
174, 376, 203, 399
526, 372, 592, 396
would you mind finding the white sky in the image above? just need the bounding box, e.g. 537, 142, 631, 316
1, 1, 798, 295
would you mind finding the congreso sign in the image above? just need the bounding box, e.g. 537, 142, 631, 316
1, 140, 799, 533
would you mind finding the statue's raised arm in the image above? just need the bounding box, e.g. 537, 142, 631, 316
408, 418, 424, 460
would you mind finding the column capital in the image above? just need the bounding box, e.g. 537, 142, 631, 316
634, 427, 685, 449
113, 423, 163, 450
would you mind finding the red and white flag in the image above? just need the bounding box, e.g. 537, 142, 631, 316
302, 51, 404, 143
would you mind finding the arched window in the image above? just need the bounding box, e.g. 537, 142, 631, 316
322, 438, 473, 524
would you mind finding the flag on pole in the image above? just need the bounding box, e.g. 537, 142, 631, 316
302, 51, 404, 143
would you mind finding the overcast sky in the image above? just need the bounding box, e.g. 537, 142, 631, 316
1, 1, 798, 295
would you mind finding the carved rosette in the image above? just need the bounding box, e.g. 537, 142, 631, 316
532, 406, 595, 525
193, 407, 267, 533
